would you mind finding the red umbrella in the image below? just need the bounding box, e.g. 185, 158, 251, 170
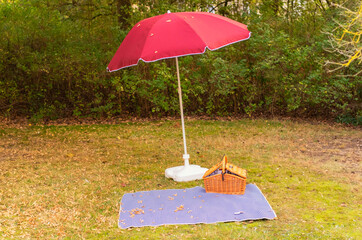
107, 12, 250, 71
107, 11, 251, 182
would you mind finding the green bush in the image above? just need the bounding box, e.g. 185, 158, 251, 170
0, 0, 360, 124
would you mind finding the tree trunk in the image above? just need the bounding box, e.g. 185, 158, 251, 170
117, 0, 131, 29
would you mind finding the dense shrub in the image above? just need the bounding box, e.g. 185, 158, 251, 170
0, 0, 360, 124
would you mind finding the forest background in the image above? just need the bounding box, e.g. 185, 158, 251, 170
0, 0, 360, 124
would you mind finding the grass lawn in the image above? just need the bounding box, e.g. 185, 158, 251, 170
0, 118, 361, 239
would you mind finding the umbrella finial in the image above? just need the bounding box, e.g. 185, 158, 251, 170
167, 10, 171, 14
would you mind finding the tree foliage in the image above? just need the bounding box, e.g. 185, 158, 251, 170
0, 0, 360, 124
325, 2, 361, 76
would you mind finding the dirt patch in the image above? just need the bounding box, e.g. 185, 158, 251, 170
302, 135, 361, 180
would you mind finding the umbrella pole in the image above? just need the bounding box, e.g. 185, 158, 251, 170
164, 57, 207, 182
175, 57, 189, 166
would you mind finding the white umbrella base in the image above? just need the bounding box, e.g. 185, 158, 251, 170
165, 165, 208, 182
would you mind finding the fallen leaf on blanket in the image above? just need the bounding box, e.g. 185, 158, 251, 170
174, 205, 184, 212
159, 208, 163, 210
157, 195, 160, 198
138, 200, 142, 203
183, 190, 186, 192
190, 216, 194, 219
168, 196, 174, 200
140, 219, 144, 223
187, 210, 192, 213
173, 193, 177, 197
130, 208, 144, 216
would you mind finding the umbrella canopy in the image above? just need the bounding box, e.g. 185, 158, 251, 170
107, 11, 251, 182
107, 12, 251, 72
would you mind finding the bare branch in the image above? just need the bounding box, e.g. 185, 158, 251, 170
324, 3, 361, 75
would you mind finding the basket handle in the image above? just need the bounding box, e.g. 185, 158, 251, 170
221, 155, 227, 181
222, 154, 227, 173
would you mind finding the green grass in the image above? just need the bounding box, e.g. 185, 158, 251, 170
0, 118, 361, 239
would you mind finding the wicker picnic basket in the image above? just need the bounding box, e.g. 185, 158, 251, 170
203, 155, 247, 195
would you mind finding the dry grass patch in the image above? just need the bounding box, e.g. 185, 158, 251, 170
0, 119, 361, 239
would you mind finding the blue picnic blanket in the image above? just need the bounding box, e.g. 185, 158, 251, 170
119, 184, 276, 228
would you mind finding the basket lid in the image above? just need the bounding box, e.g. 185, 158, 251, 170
203, 155, 246, 179
202, 156, 225, 178
225, 163, 247, 179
